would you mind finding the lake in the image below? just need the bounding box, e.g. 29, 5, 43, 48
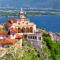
0, 15, 60, 32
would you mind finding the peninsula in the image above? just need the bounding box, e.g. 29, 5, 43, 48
0, 8, 60, 60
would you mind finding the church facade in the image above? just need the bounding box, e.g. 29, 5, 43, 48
9, 8, 36, 34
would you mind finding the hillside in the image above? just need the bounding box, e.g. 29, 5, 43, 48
0, 40, 41, 60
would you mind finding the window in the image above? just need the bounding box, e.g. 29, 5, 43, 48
30, 27, 33, 33
22, 28, 25, 33
22, 22, 24, 23
28, 36, 32, 39
25, 28, 29, 33
6, 35, 8, 37
18, 28, 20, 33
28, 36, 30, 39
30, 36, 32, 39
18, 23, 20, 25
26, 22, 28, 24
24, 35, 27, 38
39, 37, 41, 40
33, 36, 34, 39
35, 36, 37, 39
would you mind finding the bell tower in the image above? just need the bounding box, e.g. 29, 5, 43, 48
19, 8, 26, 21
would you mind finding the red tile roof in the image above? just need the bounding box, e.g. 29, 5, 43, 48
6, 22, 11, 27
9, 18, 17, 23
16, 34, 23, 39
0, 31, 7, 35
6, 18, 17, 27
0, 38, 16, 45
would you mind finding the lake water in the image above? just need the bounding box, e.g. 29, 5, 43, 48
0, 15, 60, 32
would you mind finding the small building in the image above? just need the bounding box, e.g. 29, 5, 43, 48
24, 29, 42, 42
0, 38, 16, 47
0, 31, 16, 47
26, 33, 42, 41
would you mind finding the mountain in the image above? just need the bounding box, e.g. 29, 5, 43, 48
0, 0, 60, 9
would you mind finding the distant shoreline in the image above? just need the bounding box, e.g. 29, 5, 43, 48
0, 10, 60, 16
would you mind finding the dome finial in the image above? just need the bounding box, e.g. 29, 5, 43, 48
20, 8, 23, 14
21, 8, 23, 12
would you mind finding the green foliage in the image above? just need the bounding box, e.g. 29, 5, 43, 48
43, 33, 60, 60
0, 40, 41, 60
43, 47, 51, 56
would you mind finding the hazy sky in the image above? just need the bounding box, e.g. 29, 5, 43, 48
0, 0, 60, 9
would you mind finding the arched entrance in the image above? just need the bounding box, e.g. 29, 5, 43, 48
22, 27, 25, 33
25, 27, 29, 33
29, 27, 33, 33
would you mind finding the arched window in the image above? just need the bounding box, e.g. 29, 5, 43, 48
22, 27, 25, 33
18, 28, 21, 33
25, 27, 29, 33
30, 27, 33, 33
39, 37, 41, 40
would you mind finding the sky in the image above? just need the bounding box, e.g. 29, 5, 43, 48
0, 0, 60, 9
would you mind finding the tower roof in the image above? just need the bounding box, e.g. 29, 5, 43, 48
20, 8, 24, 14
